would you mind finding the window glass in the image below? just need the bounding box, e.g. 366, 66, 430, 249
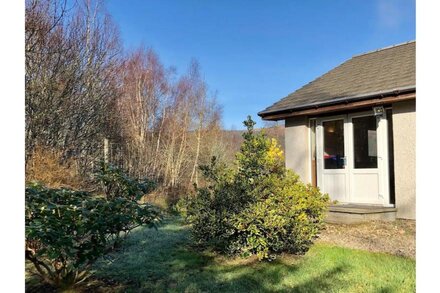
352, 115, 378, 168
323, 120, 345, 169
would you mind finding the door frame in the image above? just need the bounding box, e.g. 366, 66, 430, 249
377, 110, 392, 206
314, 111, 391, 206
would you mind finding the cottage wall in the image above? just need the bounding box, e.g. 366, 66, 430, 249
285, 117, 311, 184
284, 100, 416, 220
392, 100, 416, 219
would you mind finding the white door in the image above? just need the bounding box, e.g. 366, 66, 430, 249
316, 112, 390, 205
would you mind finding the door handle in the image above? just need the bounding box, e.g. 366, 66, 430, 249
342, 156, 347, 167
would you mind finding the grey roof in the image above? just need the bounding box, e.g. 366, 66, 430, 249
259, 41, 415, 117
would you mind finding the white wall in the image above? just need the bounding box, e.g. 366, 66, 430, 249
392, 100, 416, 219
285, 117, 311, 183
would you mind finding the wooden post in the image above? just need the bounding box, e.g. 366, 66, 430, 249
104, 138, 109, 163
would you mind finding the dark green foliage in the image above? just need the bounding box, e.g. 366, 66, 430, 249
25, 164, 161, 290
185, 116, 330, 260
95, 161, 157, 200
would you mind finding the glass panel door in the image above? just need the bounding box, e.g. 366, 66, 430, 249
317, 112, 390, 205
323, 119, 345, 169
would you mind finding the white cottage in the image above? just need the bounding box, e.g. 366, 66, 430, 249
259, 41, 415, 222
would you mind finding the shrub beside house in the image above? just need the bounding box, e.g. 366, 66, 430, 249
186, 117, 329, 260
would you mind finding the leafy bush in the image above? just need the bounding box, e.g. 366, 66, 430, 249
95, 161, 157, 201
25, 164, 161, 290
185, 116, 329, 260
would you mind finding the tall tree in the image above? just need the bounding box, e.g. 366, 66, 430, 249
26, 0, 122, 173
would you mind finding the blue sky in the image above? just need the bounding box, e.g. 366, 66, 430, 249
106, 0, 415, 129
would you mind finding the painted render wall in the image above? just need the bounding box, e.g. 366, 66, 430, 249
285, 117, 311, 184
392, 100, 416, 219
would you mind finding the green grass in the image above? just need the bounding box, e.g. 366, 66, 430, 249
89, 217, 415, 293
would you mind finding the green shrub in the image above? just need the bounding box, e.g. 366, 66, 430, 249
25, 164, 161, 290
95, 161, 157, 201
186, 116, 329, 260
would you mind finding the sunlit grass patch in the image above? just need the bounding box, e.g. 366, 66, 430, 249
87, 216, 415, 292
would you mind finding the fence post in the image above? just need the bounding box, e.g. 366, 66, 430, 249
104, 138, 109, 163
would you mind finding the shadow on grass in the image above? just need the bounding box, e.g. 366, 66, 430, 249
289, 266, 346, 293
90, 217, 350, 292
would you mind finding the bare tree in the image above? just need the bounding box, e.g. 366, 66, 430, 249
116, 51, 223, 194
26, 0, 122, 175
26, 0, 225, 200
117, 47, 170, 178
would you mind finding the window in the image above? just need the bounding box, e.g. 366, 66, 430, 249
323, 119, 345, 169
352, 115, 377, 169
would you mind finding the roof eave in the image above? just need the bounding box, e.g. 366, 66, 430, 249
258, 85, 416, 120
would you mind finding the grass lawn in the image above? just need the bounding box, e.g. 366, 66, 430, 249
81, 217, 415, 293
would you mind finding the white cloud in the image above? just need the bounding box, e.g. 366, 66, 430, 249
377, 0, 413, 29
